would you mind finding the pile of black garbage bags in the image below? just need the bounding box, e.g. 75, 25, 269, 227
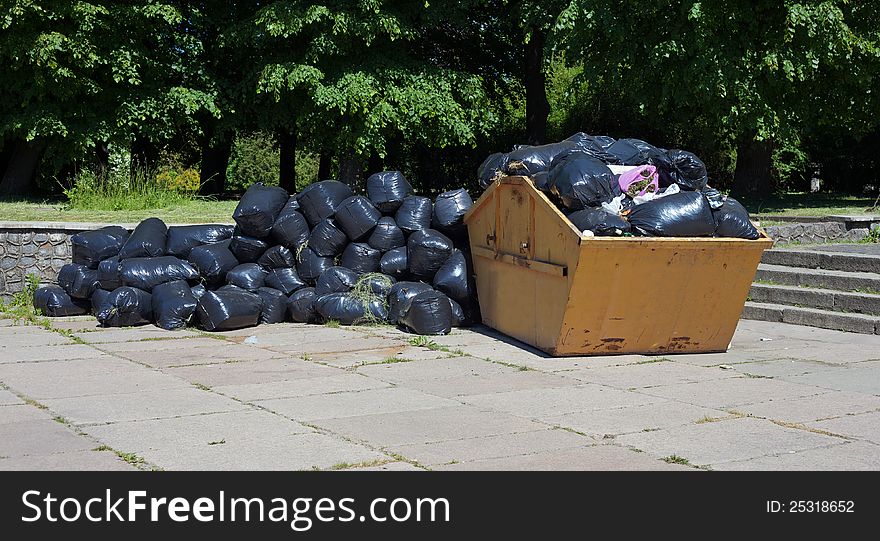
478, 133, 760, 239
33, 174, 477, 336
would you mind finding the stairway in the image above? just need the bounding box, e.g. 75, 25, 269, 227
742, 246, 880, 334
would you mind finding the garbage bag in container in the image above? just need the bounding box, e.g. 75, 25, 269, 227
119, 256, 199, 292
366, 171, 413, 213
380, 247, 408, 279
367, 217, 405, 252
478, 153, 508, 189
628, 191, 716, 237
667, 149, 709, 191
297, 180, 353, 226
407, 229, 453, 279
196, 289, 262, 331
118, 218, 167, 259
33, 286, 90, 317
225, 263, 267, 291
308, 218, 349, 257
506, 141, 578, 176
256, 287, 287, 324
295, 247, 334, 284
93, 286, 153, 327
315, 293, 387, 325
340, 243, 381, 274
232, 183, 289, 238
548, 152, 619, 209
57, 263, 100, 299
288, 287, 319, 323
190, 283, 207, 299
432, 189, 473, 236
315, 266, 360, 296
566, 208, 631, 236
70, 226, 129, 268
152, 280, 197, 330
257, 245, 296, 269
387, 281, 433, 324
229, 231, 269, 263
166, 224, 234, 258
395, 196, 433, 233
265, 267, 307, 296
713, 197, 760, 239
187, 240, 239, 288
271, 198, 310, 249
398, 290, 453, 335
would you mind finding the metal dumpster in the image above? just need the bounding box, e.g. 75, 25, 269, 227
463, 175, 773, 356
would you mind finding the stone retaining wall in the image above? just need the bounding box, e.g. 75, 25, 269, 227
764, 221, 869, 245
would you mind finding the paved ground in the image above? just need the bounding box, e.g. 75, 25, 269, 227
1, 317, 878, 471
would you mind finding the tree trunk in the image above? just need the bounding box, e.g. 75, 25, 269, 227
278, 127, 297, 193
199, 135, 232, 196
95, 141, 110, 178
367, 152, 383, 177
318, 153, 332, 180
733, 139, 774, 197
338, 148, 363, 187
0, 139, 46, 196
525, 27, 550, 145
130, 135, 157, 175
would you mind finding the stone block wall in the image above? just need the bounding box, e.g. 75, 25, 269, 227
764, 221, 869, 245
0, 228, 74, 300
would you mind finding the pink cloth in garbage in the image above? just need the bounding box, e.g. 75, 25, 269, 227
618, 165, 659, 197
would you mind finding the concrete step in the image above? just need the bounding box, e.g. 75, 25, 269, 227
742, 301, 880, 335
762, 248, 880, 274
749, 283, 880, 316
755, 264, 880, 293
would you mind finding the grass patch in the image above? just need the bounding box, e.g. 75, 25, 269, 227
695, 416, 724, 424
22, 396, 48, 410
741, 372, 772, 379
746, 192, 877, 217
301, 353, 313, 362
326, 458, 391, 471
208, 439, 226, 446
642, 427, 661, 432
489, 359, 533, 371
634, 357, 670, 365
553, 425, 591, 438
324, 319, 340, 329
114, 450, 147, 467
407, 336, 458, 354
0, 195, 236, 224
661, 454, 691, 465
92, 445, 113, 452
192, 383, 212, 391
52, 416, 69, 425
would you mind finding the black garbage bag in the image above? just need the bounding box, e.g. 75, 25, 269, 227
478, 152, 509, 189
532, 171, 551, 191
432, 249, 471, 305
315, 266, 360, 296
119, 256, 199, 292
667, 149, 709, 191
432, 189, 473, 236
57, 263, 100, 299
118, 218, 167, 259
714, 197, 760, 239
70, 226, 129, 268
366, 171, 413, 213
96, 257, 121, 291
566, 208, 631, 236
166, 224, 234, 258
395, 196, 433, 233
357, 273, 396, 297
232, 183, 289, 238
702, 186, 725, 210
367, 217, 406, 252
380, 246, 408, 279
562, 133, 622, 164
407, 229, 453, 279
308, 218, 349, 257
271, 199, 310, 250
295, 247, 334, 284
628, 191, 716, 237
335, 195, 381, 241
225, 263, 268, 291
257, 245, 296, 269
288, 287, 319, 323
256, 287, 287, 324
548, 152, 619, 209
297, 180, 353, 226
387, 281, 433, 324
93, 286, 153, 327
195, 288, 262, 332
229, 230, 270, 263
340, 243, 381, 274
398, 290, 453, 335
33, 286, 90, 317
151, 280, 197, 330
448, 297, 466, 327
566, 132, 616, 150
315, 293, 387, 325
191, 283, 207, 299
506, 141, 579, 176
187, 240, 239, 288
265, 267, 307, 296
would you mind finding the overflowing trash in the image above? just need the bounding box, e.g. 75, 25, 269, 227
480, 133, 762, 239
37, 175, 476, 336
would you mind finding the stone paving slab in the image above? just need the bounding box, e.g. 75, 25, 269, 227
0, 344, 110, 363
162, 358, 340, 387
461, 384, 661, 419
0, 419, 96, 457
95, 336, 228, 353
563, 360, 736, 389
314, 405, 547, 447
0, 450, 138, 471
42, 388, 249, 425
726, 359, 845, 378
392, 428, 593, 467
217, 373, 392, 402
781, 363, 880, 395
0, 326, 74, 347
0, 404, 49, 424
356, 355, 515, 383
0, 389, 23, 405
83, 410, 313, 454
807, 411, 880, 444
635, 377, 828, 409
401, 371, 577, 398
120, 342, 288, 368
614, 417, 845, 467
543, 401, 729, 439
434, 444, 693, 471
73, 327, 201, 344
738, 391, 880, 424
258, 387, 459, 422
344, 461, 424, 471
713, 441, 880, 471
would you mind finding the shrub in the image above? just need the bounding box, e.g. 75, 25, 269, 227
64, 167, 196, 211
